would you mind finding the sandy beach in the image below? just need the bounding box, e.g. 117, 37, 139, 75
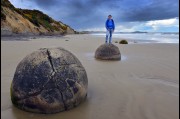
1, 34, 179, 119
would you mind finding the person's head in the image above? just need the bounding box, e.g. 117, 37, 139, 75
108, 15, 112, 19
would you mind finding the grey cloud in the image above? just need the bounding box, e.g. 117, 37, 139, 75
19, 0, 179, 30
119, 0, 179, 21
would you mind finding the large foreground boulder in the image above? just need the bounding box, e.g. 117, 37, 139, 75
95, 43, 121, 60
11, 47, 88, 114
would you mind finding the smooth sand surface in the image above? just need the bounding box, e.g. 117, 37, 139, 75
1, 34, 179, 119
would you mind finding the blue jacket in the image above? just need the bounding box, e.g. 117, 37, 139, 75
105, 19, 115, 30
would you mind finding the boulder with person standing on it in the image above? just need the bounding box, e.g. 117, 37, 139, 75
95, 43, 121, 60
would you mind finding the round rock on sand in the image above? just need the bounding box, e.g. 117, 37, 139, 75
95, 43, 121, 60
11, 47, 88, 114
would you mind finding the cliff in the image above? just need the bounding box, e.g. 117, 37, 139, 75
1, 0, 75, 36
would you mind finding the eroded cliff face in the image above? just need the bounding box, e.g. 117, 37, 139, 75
1, 0, 75, 36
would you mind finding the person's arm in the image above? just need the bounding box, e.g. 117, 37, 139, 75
112, 19, 115, 31
105, 20, 108, 30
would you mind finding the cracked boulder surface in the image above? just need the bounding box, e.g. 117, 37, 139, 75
95, 43, 121, 60
11, 47, 88, 114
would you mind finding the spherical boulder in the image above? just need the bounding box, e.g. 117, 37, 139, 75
11, 47, 88, 114
95, 43, 121, 60
119, 39, 128, 44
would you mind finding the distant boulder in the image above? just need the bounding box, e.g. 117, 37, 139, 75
95, 43, 121, 60
119, 40, 128, 44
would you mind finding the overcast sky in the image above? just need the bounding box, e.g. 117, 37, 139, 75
9, 0, 179, 32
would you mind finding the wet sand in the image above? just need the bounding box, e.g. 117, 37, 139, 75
1, 34, 179, 119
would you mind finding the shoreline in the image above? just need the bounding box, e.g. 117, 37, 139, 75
1, 33, 179, 44
1, 34, 65, 41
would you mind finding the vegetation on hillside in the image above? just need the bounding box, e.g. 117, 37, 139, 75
1, 0, 74, 33
16, 9, 64, 31
1, 0, 16, 10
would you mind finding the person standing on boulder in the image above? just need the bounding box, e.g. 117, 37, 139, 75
105, 15, 115, 43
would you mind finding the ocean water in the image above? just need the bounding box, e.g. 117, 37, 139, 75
91, 33, 179, 43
